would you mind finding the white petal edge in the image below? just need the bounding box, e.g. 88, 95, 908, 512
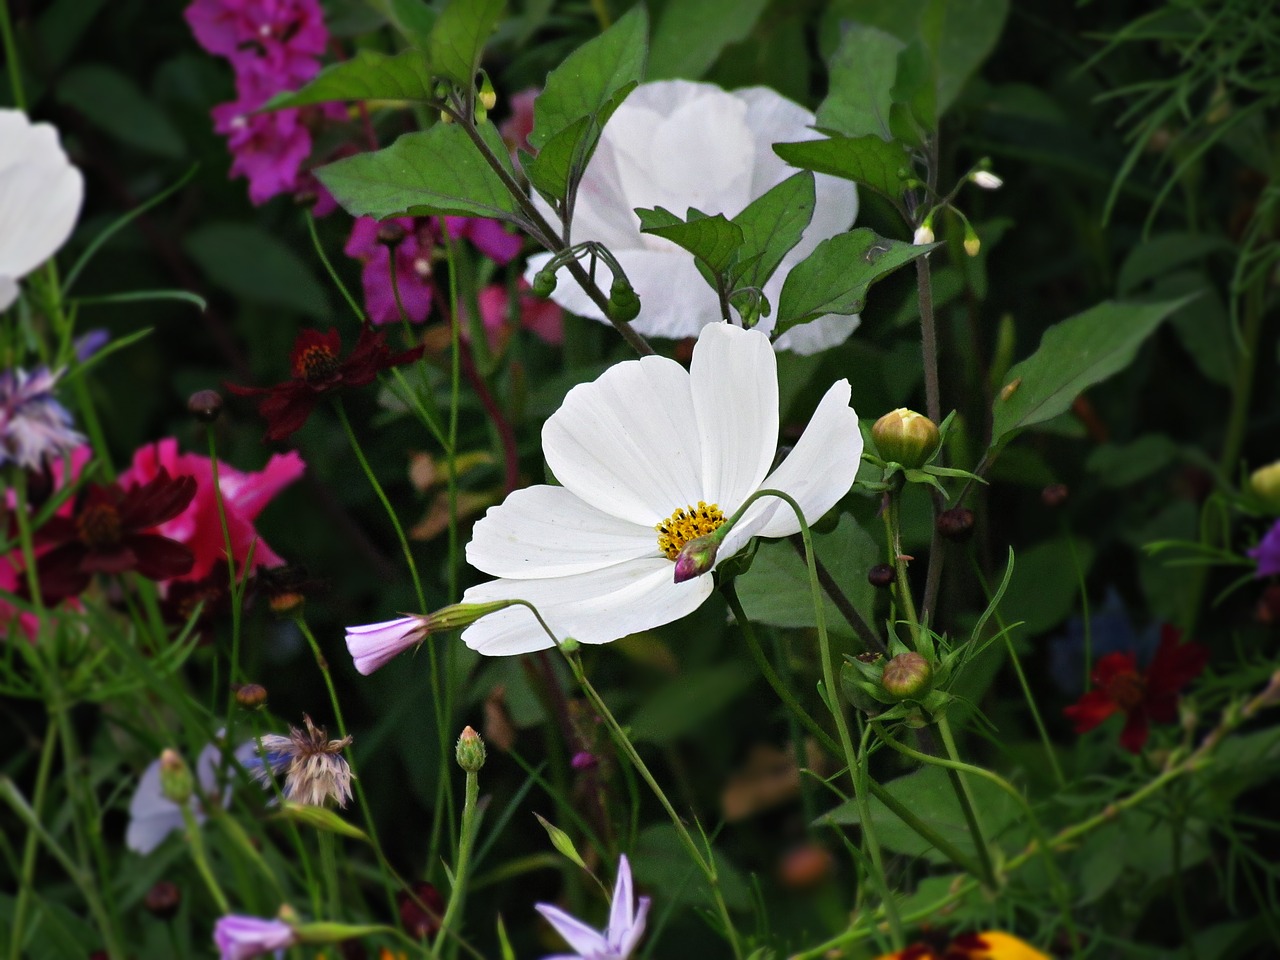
543, 354, 703, 526
535, 904, 609, 956
460, 558, 714, 656
607, 854, 635, 941
466, 484, 658, 579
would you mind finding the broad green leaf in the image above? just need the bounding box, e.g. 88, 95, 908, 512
889, 40, 937, 143
636, 207, 744, 276
264, 49, 433, 109
731, 172, 815, 293
776, 228, 933, 334
533, 813, 589, 871
774, 136, 909, 200
648, 0, 769, 81
427, 0, 504, 86
316, 121, 520, 222
1086, 436, 1180, 488
528, 6, 647, 151
997, 537, 1094, 636
57, 64, 184, 158
524, 81, 636, 203
815, 24, 903, 140
989, 298, 1190, 449
627, 663, 756, 743
184, 222, 330, 319
1117, 232, 1232, 295
273, 802, 370, 842
735, 514, 877, 630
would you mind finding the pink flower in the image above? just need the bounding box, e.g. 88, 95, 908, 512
443, 216, 522, 265
212, 97, 314, 206
344, 615, 431, 675
500, 88, 538, 162
121, 439, 305, 584
344, 216, 436, 325
475, 278, 563, 349
186, 0, 327, 68
213, 914, 297, 960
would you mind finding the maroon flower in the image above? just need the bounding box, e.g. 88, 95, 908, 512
1063, 625, 1209, 753
226, 326, 424, 441
397, 881, 444, 941
27, 470, 197, 604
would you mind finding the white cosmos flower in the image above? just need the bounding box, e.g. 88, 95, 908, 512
523, 80, 859, 355
0, 110, 83, 310
459, 322, 861, 656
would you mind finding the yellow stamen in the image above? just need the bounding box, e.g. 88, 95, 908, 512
656, 501, 725, 560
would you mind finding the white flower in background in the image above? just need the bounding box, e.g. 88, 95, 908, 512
0, 110, 83, 310
459, 322, 861, 656
536, 854, 650, 960
126, 739, 255, 855
523, 80, 859, 355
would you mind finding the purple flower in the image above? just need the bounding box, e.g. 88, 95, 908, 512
0, 367, 84, 470
443, 217, 522, 265
1250, 520, 1280, 578
186, 0, 327, 68
213, 914, 297, 960
345, 615, 431, 675
344, 217, 435, 324
536, 854, 650, 960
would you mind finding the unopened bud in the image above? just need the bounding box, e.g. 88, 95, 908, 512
913, 222, 935, 246
872, 408, 940, 469
439, 110, 454, 124
970, 170, 1003, 190
398, 881, 444, 941
455, 726, 486, 772
234, 682, 269, 709
376, 222, 407, 247
867, 563, 896, 588
606, 276, 641, 322
531, 268, 558, 297
571, 750, 598, 771
963, 223, 981, 257
881, 651, 932, 699
936, 507, 975, 541
673, 533, 719, 583
158, 749, 194, 804
559, 636, 580, 655
478, 75, 497, 112
1250, 461, 1280, 512
293, 189, 319, 209
187, 389, 223, 423
144, 880, 182, 920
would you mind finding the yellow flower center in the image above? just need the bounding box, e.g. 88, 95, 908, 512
656, 501, 725, 561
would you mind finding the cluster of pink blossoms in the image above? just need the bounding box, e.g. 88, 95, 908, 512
186, 0, 342, 205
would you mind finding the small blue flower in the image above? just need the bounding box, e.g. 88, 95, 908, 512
0, 366, 84, 470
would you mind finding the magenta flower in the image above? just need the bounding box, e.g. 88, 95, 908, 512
344, 216, 436, 324
500, 88, 538, 163
211, 73, 317, 207
344, 615, 431, 675
536, 854, 650, 960
121, 438, 305, 583
1250, 520, 1280, 578
213, 914, 297, 960
443, 216, 522, 265
186, 0, 327, 71
476, 278, 563, 349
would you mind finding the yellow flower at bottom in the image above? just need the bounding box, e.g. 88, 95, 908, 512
874, 931, 1050, 960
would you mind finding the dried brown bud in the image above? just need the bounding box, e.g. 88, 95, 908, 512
234, 682, 268, 709
867, 563, 896, 588
936, 507, 975, 541
143, 880, 181, 920
778, 843, 835, 890
187, 389, 224, 422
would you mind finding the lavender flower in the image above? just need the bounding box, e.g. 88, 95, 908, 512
0, 366, 84, 470
249, 715, 353, 808
213, 914, 297, 960
344, 614, 431, 675
1250, 519, 1280, 578
127, 739, 256, 855
536, 854, 650, 960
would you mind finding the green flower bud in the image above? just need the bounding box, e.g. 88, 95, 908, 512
531, 267, 558, 298
872, 408, 940, 468
478, 74, 497, 112
673, 532, 719, 583
606, 276, 641, 322
1250, 461, 1280, 512
158, 749, 194, 804
881, 652, 932, 700
455, 726, 486, 772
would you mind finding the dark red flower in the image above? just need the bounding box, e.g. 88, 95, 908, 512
397, 881, 444, 940
226, 326, 424, 441
1063, 625, 1209, 753
26, 469, 197, 604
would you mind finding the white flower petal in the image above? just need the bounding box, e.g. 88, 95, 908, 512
0, 276, 17, 311
125, 758, 186, 855
769, 312, 862, 355
607, 854, 636, 944
543, 354, 703, 525
690, 324, 777, 509
467, 484, 658, 579
535, 903, 610, 956
460, 559, 714, 656
616, 896, 651, 958
0, 111, 83, 284
756, 379, 861, 539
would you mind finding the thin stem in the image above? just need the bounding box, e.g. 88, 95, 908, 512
0, 0, 26, 111
788, 536, 884, 653
179, 801, 230, 913
916, 255, 941, 425
883, 488, 922, 646
433, 766, 480, 960
934, 715, 997, 889
207, 427, 246, 730
7, 720, 56, 960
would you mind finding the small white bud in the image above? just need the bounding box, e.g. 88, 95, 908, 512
971, 170, 1003, 190
913, 223, 934, 245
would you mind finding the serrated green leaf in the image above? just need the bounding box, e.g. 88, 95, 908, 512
636, 207, 744, 276
316, 121, 520, 222
815, 23, 903, 140
731, 172, 815, 293
776, 228, 932, 333
263, 48, 433, 109
528, 6, 647, 151
525, 81, 635, 203
774, 136, 909, 200
990, 298, 1191, 449
533, 813, 588, 870
427, 0, 504, 86
272, 802, 370, 842
648, 0, 769, 80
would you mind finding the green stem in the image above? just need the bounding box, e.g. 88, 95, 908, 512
0, 0, 26, 111
179, 801, 230, 913
7, 720, 57, 960
934, 715, 997, 890
883, 488, 922, 647
433, 767, 480, 960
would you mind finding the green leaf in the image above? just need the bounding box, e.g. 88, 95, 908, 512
636, 207, 744, 276
731, 172, 816, 294
263, 48, 433, 109
533, 813, 589, 871
528, 6, 647, 151
776, 228, 933, 334
272, 803, 370, 842
1117, 231, 1232, 295
815, 23, 903, 140
57, 64, 184, 158
632, 824, 751, 911
316, 121, 520, 222
889, 40, 937, 143
774, 136, 909, 200
294, 922, 396, 944
735, 514, 877, 630
184, 222, 330, 319
427, 0, 504, 86
1086, 436, 1181, 488
648, 0, 769, 81
990, 298, 1191, 449
997, 537, 1094, 636
524, 81, 636, 203
627, 663, 756, 743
